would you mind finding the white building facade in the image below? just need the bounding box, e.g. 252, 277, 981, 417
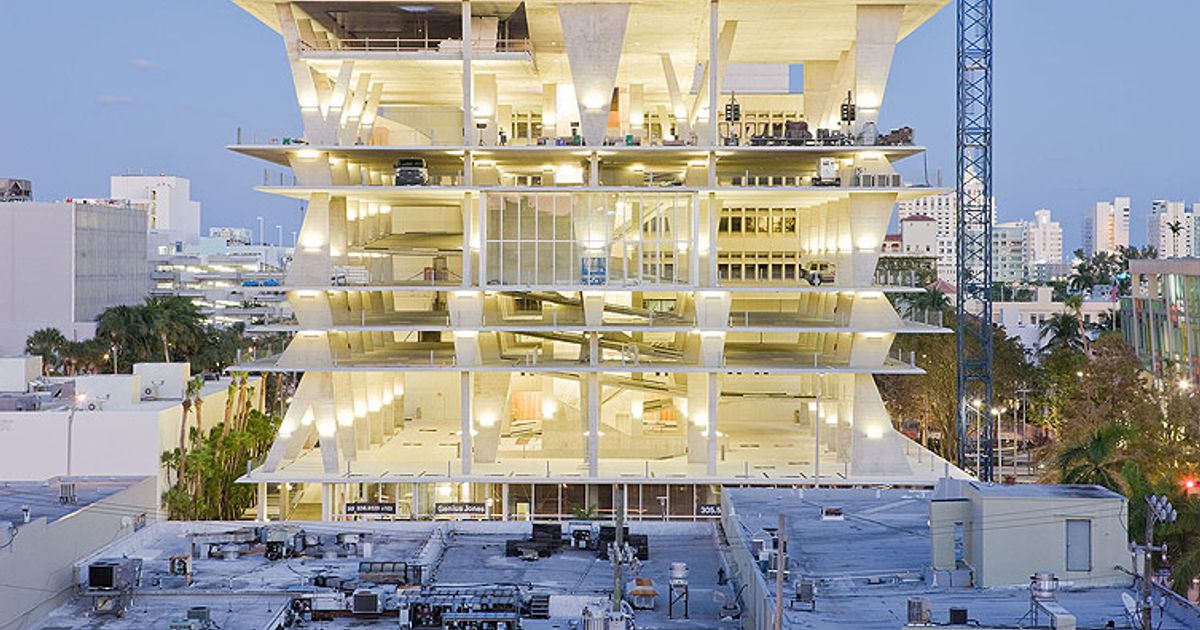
0, 201, 148, 355
1147, 200, 1195, 259
992, 222, 1029, 283
897, 190, 956, 282
229, 0, 960, 520
1025, 208, 1062, 273
1082, 196, 1130, 257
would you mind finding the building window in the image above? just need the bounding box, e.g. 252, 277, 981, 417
1065, 519, 1092, 571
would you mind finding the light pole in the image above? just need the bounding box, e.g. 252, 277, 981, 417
1137, 494, 1177, 630
61, 393, 87, 504
291, 231, 298, 249
276, 224, 283, 248
257, 215, 264, 246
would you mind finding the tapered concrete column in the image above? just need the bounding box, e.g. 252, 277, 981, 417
257, 483, 268, 521
541, 83, 558, 132
462, 0, 474, 145
802, 61, 837, 128
473, 372, 510, 463
706, 372, 719, 475
581, 291, 605, 326
587, 371, 600, 476
332, 372, 358, 461
854, 5, 903, 132
321, 483, 333, 521
350, 373, 371, 451
707, 0, 719, 146
460, 371, 473, 475
462, 195, 473, 286
850, 374, 913, 476
558, 3, 630, 145
475, 74, 498, 145
686, 374, 707, 464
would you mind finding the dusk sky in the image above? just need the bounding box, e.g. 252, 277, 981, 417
2, 1, 1197, 254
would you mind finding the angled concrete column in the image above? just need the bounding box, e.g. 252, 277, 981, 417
277, 330, 334, 370
690, 15, 736, 140
333, 372, 358, 461
558, 3, 631, 145
627, 83, 645, 135
660, 55, 692, 139
350, 373, 371, 451
850, 374, 913, 476
685, 374, 709, 465
323, 61, 356, 143
473, 373, 511, 463
854, 5, 903, 132
359, 82, 385, 143
276, 4, 325, 139
340, 73, 372, 145
263, 372, 324, 471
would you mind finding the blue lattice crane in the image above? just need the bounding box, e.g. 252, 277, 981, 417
956, 0, 994, 481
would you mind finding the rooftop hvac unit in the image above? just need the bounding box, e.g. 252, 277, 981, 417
907, 597, 931, 625
351, 588, 381, 615
142, 380, 164, 400
87, 558, 142, 591
948, 607, 968, 625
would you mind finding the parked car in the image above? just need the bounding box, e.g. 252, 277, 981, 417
803, 262, 835, 285
394, 158, 430, 186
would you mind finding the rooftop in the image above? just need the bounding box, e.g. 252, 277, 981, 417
0, 476, 148, 527
724, 487, 1199, 630
35, 520, 735, 630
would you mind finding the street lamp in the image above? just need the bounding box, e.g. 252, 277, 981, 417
276, 224, 283, 248
61, 393, 87, 504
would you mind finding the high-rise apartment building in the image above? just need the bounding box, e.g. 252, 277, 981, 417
1147, 200, 1194, 259
1026, 209, 1062, 270
1082, 197, 1130, 257
229, 0, 958, 520
992, 222, 1029, 283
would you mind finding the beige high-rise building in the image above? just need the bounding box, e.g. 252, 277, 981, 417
230, 0, 961, 521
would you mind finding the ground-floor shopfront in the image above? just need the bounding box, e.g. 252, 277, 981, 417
251, 479, 941, 522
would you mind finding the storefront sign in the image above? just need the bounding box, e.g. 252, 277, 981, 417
434, 502, 487, 516
345, 502, 396, 515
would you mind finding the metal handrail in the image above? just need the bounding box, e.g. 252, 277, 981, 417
300, 37, 532, 54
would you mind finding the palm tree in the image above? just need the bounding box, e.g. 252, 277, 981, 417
25, 328, 67, 375
1045, 423, 1132, 494
144, 297, 205, 363
1040, 312, 1085, 355
910, 287, 951, 312
98, 304, 150, 371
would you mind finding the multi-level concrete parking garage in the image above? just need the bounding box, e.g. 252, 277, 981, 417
230, 0, 967, 521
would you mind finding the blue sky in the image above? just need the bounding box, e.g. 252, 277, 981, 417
1, 1, 1198, 254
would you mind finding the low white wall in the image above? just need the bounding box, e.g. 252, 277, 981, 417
0, 477, 157, 630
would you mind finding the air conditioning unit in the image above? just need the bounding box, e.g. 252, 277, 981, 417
907, 597, 931, 624
351, 588, 381, 615
142, 380, 164, 401
87, 558, 142, 591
